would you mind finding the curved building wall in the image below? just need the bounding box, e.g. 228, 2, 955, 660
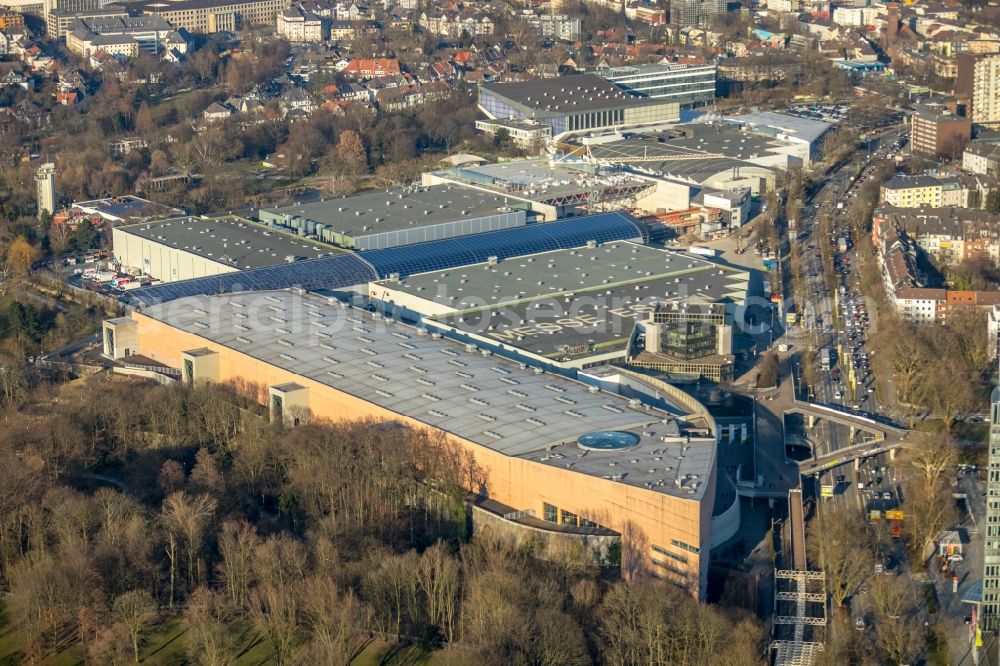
128, 309, 713, 598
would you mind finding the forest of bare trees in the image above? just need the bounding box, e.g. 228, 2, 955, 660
0, 373, 766, 664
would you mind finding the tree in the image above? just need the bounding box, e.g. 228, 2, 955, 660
904, 473, 956, 561
160, 491, 217, 606
112, 589, 156, 663
3, 236, 38, 281
757, 352, 780, 388
807, 505, 872, 608
135, 101, 154, 138
530, 608, 590, 666
297, 576, 371, 663
250, 582, 300, 665
986, 189, 1000, 214
870, 575, 923, 664
184, 587, 237, 666
217, 520, 259, 608
364, 550, 421, 639
70, 220, 99, 253
927, 362, 976, 433
904, 433, 957, 493
335, 130, 367, 173
417, 541, 460, 644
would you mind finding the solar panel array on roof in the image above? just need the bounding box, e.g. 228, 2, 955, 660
362, 211, 645, 277
129, 212, 646, 306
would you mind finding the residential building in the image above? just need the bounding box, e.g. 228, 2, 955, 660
276, 5, 322, 41
35, 162, 55, 218
597, 63, 716, 109
874, 211, 1000, 323
973, 54, 1000, 125
0, 10, 23, 27
128, 0, 290, 33
478, 74, 681, 141
874, 205, 1000, 264
910, 104, 971, 159
880, 175, 945, 208
342, 57, 400, 78
963, 141, 1000, 177
202, 102, 233, 123
418, 10, 493, 38
520, 12, 581, 41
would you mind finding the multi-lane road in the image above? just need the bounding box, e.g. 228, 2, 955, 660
787, 126, 908, 511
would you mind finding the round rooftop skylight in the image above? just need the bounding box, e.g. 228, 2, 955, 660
577, 431, 640, 451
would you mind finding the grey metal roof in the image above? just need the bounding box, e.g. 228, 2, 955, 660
117, 216, 342, 270
259, 185, 523, 238
588, 123, 797, 162
128, 212, 647, 306
142, 290, 714, 500
725, 111, 830, 145
386, 241, 747, 308
434, 158, 653, 203
382, 242, 749, 359
481, 74, 662, 113
881, 175, 942, 190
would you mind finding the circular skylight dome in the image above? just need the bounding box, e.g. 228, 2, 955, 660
577, 431, 640, 451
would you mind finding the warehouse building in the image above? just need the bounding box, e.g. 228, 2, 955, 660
478, 74, 681, 141
104, 288, 720, 596
257, 185, 530, 250
422, 158, 661, 220
369, 241, 748, 374
721, 111, 830, 162
126, 211, 649, 305
113, 215, 342, 282
586, 121, 813, 170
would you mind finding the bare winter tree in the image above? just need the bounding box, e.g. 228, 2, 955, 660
807, 505, 872, 608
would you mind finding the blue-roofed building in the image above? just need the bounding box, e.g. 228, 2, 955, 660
128, 212, 648, 306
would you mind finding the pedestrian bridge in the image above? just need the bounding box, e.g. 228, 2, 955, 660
785, 400, 908, 474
